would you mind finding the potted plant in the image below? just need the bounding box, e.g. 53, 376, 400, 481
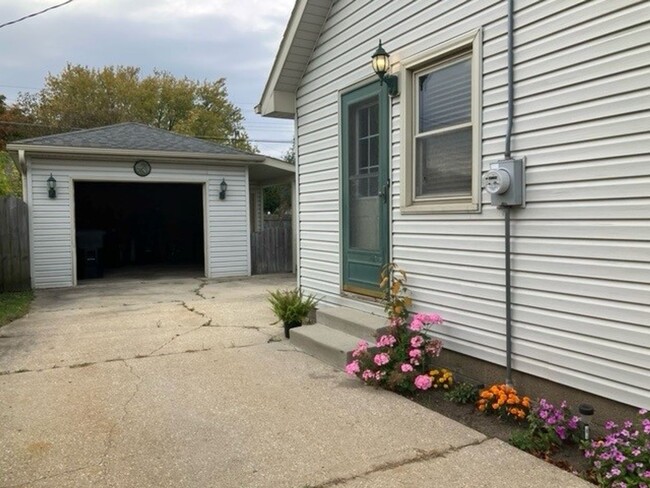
268, 288, 319, 338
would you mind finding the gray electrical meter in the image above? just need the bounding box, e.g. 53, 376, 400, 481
483, 158, 525, 207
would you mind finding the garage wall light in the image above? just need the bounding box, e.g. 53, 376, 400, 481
47, 173, 57, 199
371, 40, 398, 96
219, 178, 228, 200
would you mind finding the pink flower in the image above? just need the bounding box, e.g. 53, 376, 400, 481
408, 349, 421, 358
373, 353, 390, 366
400, 363, 413, 373
389, 317, 403, 328
421, 313, 444, 325
410, 336, 424, 348
345, 360, 360, 375
425, 339, 443, 357
361, 369, 374, 381
375, 371, 385, 380
377, 334, 397, 347
409, 319, 423, 331
352, 340, 368, 358
414, 375, 433, 390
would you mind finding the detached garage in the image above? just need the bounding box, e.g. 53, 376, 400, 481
7, 122, 294, 288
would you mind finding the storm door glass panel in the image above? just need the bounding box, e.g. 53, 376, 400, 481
348, 98, 380, 251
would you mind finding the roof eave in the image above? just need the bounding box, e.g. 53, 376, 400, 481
257, 0, 332, 119
5, 143, 266, 163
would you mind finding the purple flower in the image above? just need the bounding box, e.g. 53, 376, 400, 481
605, 420, 618, 430
568, 415, 579, 430
555, 426, 567, 440
642, 418, 650, 434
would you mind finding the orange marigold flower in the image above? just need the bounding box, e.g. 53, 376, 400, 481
492, 403, 499, 410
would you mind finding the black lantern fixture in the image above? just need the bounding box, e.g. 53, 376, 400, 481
371, 40, 398, 96
219, 178, 228, 200
47, 173, 57, 199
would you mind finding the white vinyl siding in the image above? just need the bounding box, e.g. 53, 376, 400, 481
28, 157, 249, 288
294, 0, 650, 408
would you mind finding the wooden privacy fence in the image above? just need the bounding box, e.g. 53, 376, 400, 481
251, 221, 292, 275
0, 196, 30, 291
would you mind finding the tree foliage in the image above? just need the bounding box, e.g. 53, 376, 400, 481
15, 64, 255, 152
0, 94, 30, 197
263, 143, 294, 215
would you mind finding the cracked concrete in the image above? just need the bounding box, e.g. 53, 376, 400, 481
0, 273, 592, 488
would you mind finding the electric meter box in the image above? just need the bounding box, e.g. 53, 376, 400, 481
483, 158, 525, 207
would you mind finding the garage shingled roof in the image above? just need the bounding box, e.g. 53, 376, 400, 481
12, 122, 251, 156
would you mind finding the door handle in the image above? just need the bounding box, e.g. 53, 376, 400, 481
379, 179, 390, 203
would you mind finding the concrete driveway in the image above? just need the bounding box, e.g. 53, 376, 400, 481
0, 274, 592, 488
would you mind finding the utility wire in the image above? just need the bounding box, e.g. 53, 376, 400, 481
0, 0, 75, 30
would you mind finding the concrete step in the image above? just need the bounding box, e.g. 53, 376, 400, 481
289, 324, 362, 369
316, 305, 388, 340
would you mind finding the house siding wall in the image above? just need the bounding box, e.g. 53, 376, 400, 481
294, 0, 650, 407
27, 156, 249, 288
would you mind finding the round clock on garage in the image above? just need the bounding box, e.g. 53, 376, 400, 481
133, 159, 151, 177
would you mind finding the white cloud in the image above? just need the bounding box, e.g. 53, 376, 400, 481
0, 0, 296, 156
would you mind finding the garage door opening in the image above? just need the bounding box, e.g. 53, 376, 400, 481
74, 182, 204, 281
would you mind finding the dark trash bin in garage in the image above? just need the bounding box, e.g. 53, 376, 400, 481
76, 230, 106, 279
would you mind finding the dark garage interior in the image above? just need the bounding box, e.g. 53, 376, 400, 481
74, 182, 204, 280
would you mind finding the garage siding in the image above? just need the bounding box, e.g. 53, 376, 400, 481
294, 0, 650, 407
27, 157, 249, 288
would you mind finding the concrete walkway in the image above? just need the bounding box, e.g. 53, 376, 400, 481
0, 275, 592, 488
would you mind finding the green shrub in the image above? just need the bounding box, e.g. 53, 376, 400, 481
444, 382, 479, 404
268, 288, 319, 325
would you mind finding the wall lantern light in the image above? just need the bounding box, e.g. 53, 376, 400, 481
47, 173, 57, 199
219, 178, 228, 200
371, 40, 399, 96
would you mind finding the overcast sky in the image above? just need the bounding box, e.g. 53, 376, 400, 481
0, 0, 294, 157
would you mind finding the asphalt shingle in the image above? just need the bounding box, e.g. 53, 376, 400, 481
12, 122, 250, 156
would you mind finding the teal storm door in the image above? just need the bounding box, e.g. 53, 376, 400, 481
341, 81, 390, 297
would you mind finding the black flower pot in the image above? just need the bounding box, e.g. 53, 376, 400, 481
283, 321, 302, 338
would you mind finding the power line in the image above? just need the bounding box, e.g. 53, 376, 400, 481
0, 0, 75, 30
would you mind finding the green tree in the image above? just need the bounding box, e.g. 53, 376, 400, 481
263, 143, 294, 215
0, 94, 28, 197
17, 64, 254, 151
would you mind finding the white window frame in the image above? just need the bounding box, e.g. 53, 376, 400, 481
399, 29, 482, 214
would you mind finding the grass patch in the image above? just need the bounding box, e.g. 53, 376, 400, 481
0, 290, 33, 327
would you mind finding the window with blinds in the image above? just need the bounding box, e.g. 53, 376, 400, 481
414, 55, 472, 199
